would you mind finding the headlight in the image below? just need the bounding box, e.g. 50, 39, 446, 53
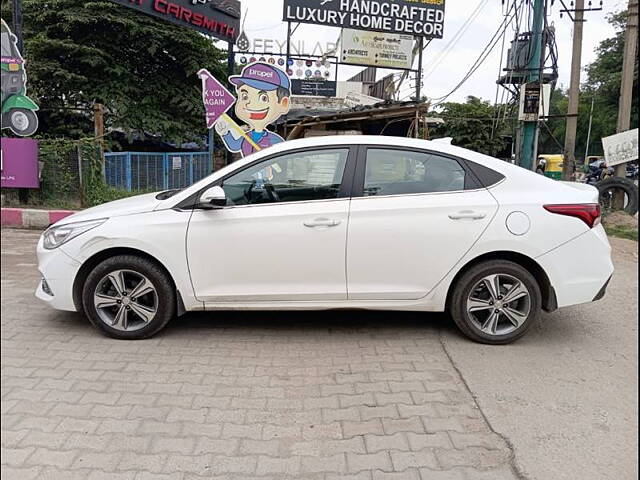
43, 218, 107, 250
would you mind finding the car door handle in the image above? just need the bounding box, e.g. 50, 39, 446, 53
448, 211, 487, 220
303, 218, 341, 228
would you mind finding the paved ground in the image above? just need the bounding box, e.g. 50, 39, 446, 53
0, 228, 637, 480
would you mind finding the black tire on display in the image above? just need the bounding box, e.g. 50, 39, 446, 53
8, 108, 39, 136
449, 260, 542, 345
597, 177, 639, 216
82, 255, 175, 340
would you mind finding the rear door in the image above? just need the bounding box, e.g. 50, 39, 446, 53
346, 147, 499, 300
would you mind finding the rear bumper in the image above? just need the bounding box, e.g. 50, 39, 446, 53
537, 225, 614, 308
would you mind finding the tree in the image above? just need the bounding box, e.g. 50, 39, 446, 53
538, 10, 639, 160
1, 0, 227, 143
431, 96, 509, 156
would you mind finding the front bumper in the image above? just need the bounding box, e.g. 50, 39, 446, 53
35, 235, 81, 312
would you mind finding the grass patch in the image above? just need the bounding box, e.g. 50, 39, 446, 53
605, 224, 638, 241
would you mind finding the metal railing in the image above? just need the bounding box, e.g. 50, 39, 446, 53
104, 152, 213, 192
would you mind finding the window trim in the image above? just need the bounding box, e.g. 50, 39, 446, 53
351, 146, 485, 198
176, 145, 358, 210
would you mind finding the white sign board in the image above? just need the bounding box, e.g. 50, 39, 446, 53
518, 83, 551, 121
172, 156, 182, 170
602, 128, 639, 167
341, 29, 414, 70
344, 91, 382, 107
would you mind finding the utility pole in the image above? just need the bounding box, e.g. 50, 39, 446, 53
562, 0, 585, 180
584, 96, 595, 163
11, 0, 23, 52
225, 41, 235, 167
518, 0, 546, 171
615, 0, 638, 179
415, 37, 424, 139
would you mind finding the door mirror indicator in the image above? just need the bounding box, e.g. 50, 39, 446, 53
198, 186, 227, 208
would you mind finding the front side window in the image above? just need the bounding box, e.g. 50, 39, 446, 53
221, 148, 348, 206
364, 149, 466, 196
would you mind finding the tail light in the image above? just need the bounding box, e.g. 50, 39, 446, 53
544, 204, 601, 228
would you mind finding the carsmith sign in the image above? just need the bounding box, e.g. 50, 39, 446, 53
107, 0, 240, 43
341, 28, 414, 70
283, 0, 446, 38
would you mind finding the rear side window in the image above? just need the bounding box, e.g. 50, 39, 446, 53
363, 149, 467, 196
465, 161, 505, 188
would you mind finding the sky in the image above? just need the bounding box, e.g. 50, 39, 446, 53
215, 0, 627, 104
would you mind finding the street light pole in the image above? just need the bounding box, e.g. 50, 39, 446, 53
518, 0, 546, 171
562, 0, 585, 180
11, 0, 23, 52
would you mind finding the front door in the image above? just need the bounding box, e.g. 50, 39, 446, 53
347, 147, 498, 300
186, 147, 353, 303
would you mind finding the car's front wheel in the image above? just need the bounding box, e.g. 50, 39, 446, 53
450, 260, 541, 344
82, 255, 175, 339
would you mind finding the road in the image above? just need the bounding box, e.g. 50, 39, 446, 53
1, 228, 637, 480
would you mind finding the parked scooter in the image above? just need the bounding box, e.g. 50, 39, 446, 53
1, 19, 39, 136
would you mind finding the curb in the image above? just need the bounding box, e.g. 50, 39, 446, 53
1, 208, 77, 229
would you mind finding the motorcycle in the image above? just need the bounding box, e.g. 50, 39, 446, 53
1, 19, 39, 136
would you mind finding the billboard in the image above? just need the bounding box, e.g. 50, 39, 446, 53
291, 79, 337, 97
602, 128, 639, 167
107, 0, 241, 42
283, 0, 445, 38
0, 137, 39, 188
202, 62, 292, 158
341, 28, 414, 70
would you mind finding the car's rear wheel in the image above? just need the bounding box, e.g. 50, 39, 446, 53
82, 255, 175, 339
450, 260, 541, 344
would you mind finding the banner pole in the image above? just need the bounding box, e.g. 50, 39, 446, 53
222, 114, 262, 152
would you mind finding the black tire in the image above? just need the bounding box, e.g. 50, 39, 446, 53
449, 260, 542, 345
7, 108, 39, 136
82, 255, 175, 340
597, 177, 639, 216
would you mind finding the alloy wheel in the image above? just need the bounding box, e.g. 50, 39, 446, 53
466, 273, 531, 336
93, 269, 158, 332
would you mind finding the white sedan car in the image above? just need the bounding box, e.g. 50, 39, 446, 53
36, 136, 614, 344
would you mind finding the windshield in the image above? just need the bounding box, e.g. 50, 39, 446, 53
1, 32, 17, 58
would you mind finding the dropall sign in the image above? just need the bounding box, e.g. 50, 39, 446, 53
197, 69, 235, 128
0, 137, 39, 188
283, 0, 445, 38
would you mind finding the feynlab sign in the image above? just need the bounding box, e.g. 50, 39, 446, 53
108, 0, 240, 42
283, 0, 445, 38
0, 137, 39, 188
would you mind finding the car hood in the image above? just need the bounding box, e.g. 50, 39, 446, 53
54, 192, 164, 226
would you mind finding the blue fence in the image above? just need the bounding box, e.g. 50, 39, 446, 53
104, 152, 213, 192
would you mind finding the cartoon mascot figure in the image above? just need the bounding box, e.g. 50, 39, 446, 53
214, 62, 291, 157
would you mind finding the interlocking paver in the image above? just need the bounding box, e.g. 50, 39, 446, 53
0, 229, 516, 479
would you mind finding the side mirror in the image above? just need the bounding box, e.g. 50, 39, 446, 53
199, 186, 227, 208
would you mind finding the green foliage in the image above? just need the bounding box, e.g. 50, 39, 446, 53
539, 10, 639, 159
1, 0, 226, 143
431, 96, 509, 156
78, 140, 148, 207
